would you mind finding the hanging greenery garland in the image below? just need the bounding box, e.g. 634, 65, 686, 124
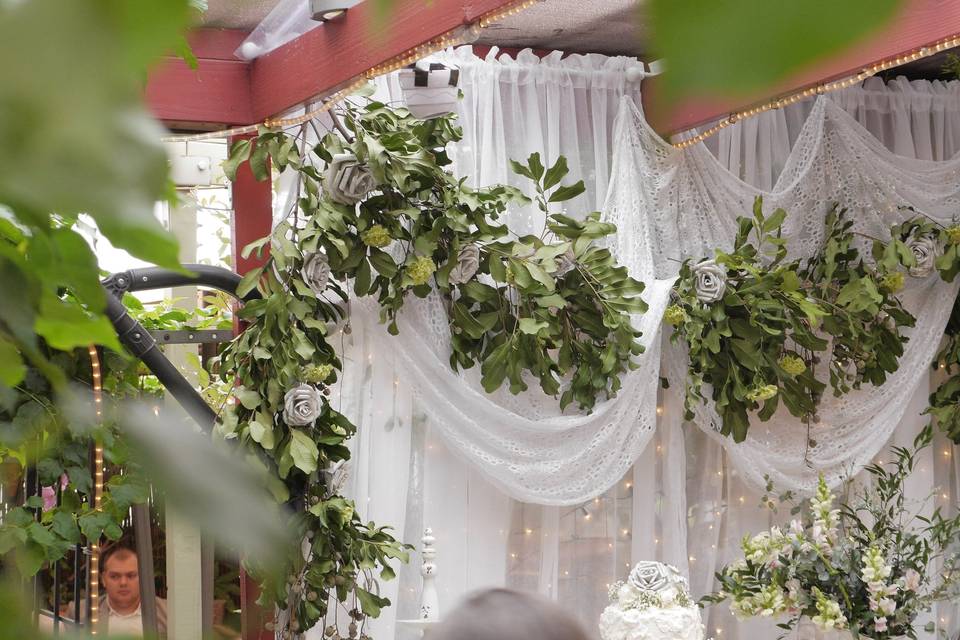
929, 293, 960, 443
667, 199, 916, 442
220, 94, 647, 636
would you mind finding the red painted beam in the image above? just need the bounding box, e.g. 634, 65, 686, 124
146, 29, 253, 126
648, 0, 960, 134
249, 0, 520, 120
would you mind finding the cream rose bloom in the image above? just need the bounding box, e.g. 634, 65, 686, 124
283, 383, 323, 426
691, 259, 728, 303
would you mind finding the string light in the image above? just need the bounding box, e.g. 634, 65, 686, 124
673, 33, 960, 149
88, 345, 104, 635
162, 0, 539, 144
656, 406, 664, 416
525, 528, 533, 535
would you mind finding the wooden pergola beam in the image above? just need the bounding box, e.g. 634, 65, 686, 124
146, 0, 521, 127
249, 0, 519, 120
648, 0, 960, 134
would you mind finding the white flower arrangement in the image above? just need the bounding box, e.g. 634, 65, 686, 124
704, 426, 960, 639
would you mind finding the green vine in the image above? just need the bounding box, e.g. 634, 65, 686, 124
928, 293, 960, 442
220, 94, 647, 636
668, 198, 915, 442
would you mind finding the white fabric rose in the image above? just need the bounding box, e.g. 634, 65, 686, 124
629, 561, 672, 592
301, 251, 331, 295
449, 244, 480, 285
692, 259, 727, 303
907, 234, 939, 277
322, 459, 349, 497
324, 153, 375, 205
283, 383, 323, 426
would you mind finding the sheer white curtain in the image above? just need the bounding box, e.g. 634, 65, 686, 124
306, 58, 960, 640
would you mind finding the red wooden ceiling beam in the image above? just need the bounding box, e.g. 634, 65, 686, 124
249, 0, 520, 121
147, 29, 253, 127
648, 0, 960, 134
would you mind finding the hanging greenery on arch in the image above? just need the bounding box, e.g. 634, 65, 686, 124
220, 94, 648, 636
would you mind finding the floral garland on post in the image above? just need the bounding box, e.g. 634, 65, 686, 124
667, 199, 914, 442
220, 94, 647, 636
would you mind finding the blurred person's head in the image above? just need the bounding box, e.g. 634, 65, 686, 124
431, 588, 591, 640
101, 546, 141, 613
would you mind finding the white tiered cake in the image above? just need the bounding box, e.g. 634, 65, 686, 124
599, 562, 705, 640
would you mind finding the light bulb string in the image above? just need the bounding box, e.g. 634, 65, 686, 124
672, 33, 960, 149
87, 345, 104, 635
160, 0, 538, 144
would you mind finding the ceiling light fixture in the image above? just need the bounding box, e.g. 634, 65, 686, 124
310, 0, 361, 22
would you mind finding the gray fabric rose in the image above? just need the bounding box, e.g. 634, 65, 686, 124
301, 251, 331, 295
692, 259, 728, 303
907, 234, 939, 277
324, 153, 375, 205
449, 244, 480, 285
322, 459, 349, 497
282, 383, 323, 426
554, 247, 577, 278
628, 561, 672, 592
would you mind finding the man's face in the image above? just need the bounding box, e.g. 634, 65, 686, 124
102, 552, 140, 611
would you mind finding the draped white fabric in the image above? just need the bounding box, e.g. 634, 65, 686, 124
298, 49, 960, 640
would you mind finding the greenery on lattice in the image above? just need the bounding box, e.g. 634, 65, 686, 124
219, 95, 647, 636
668, 198, 915, 442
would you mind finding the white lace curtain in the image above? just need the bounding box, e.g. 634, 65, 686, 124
299, 50, 960, 640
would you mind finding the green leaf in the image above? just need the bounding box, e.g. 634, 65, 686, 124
0, 338, 25, 387
234, 387, 261, 410
518, 318, 549, 335
223, 139, 253, 182
649, 0, 901, 104
34, 294, 122, 353
249, 140, 270, 182
527, 153, 545, 181
51, 512, 80, 544
356, 587, 390, 618
289, 429, 320, 475
354, 257, 372, 296
542, 156, 569, 191
548, 181, 586, 203
525, 263, 555, 292
368, 249, 398, 278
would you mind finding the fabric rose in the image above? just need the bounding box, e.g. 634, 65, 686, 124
301, 251, 331, 295
691, 259, 727, 303
283, 383, 323, 426
324, 153, 375, 205
322, 459, 349, 497
907, 234, 939, 277
628, 561, 671, 593
554, 247, 577, 278
448, 244, 480, 285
